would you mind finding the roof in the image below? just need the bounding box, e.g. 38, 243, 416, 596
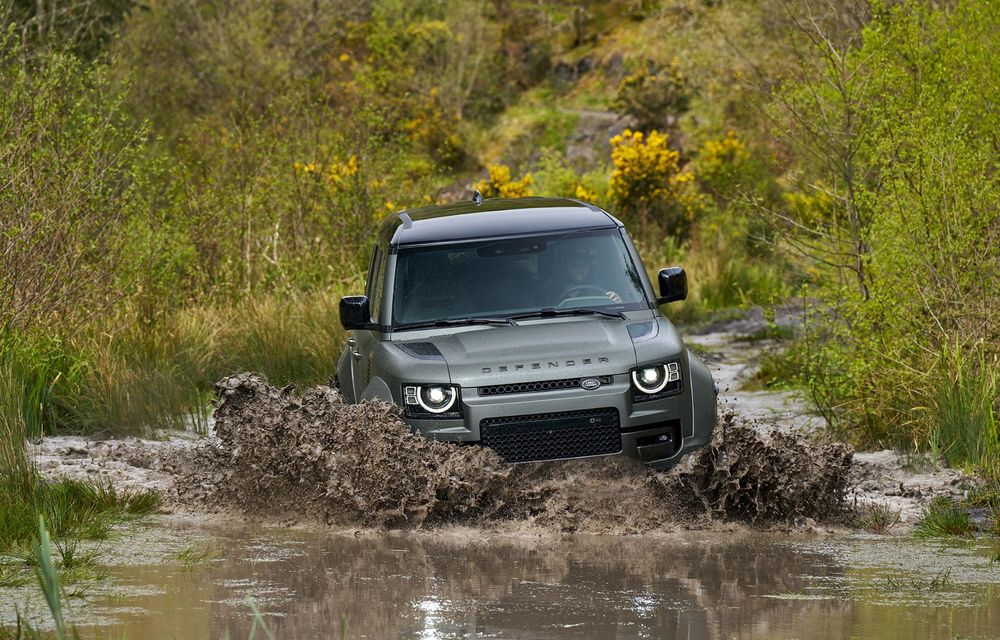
378, 197, 621, 247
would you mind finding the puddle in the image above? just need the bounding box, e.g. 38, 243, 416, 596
4, 519, 1000, 639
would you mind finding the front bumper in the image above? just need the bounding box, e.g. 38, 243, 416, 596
404, 364, 716, 470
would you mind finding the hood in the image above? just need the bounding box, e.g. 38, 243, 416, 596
426, 317, 638, 388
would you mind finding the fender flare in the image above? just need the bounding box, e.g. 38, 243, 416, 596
360, 377, 394, 404
336, 349, 357, 404
687, 349, 717, 441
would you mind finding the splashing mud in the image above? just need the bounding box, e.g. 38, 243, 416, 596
167, 374, 854, 533
173, 373, 517, 528
677, 412, 853, 523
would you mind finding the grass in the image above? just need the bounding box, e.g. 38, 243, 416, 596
929, 345, 999, 471
0, 564, 29, 589
0, 476, 160, 553
854, 502, 902, 534
177, 545, 219, 572
1, 390, 159, 552
914, 498, 977, 539
879, 568, 952, 592
1, 288, 349, 437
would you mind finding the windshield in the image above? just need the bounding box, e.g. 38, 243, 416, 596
392, 229, 649, 328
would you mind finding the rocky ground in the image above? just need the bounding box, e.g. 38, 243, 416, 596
28, 311, 975, 533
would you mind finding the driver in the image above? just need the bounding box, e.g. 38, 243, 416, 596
554, 246, 623, 304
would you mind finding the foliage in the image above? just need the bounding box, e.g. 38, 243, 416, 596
613, 59, 692, 132
693, 131, 751, 198
475, 164, 534, 198
928, 345, 999, 470
914, 497, 976, 539
770, 0, 1000, 460
609, 129, 701, 239
0, 41, 146, 335
2, 0, 136, 60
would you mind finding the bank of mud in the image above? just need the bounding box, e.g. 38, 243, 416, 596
29, 321, 976, 535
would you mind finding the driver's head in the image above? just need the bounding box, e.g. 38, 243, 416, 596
565, 246, 599, 284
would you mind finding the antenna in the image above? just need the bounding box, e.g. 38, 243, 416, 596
472, 189, 484, 206
400, 212, 413, 229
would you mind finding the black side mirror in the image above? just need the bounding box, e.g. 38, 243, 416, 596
657, 267, 688, 304
339, 295, 374, 330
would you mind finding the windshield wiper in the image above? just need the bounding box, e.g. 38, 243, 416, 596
508, 307, 626, 321
395, 316, 517, 330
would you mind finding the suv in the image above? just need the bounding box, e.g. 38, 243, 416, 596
336, 197, 716, 469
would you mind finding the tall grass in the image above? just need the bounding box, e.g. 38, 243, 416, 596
637, 226, 790, 323
1, 289, 349, 437
0, 366, 40, 509
1, 376, 160, 551
929, 344, 999, 470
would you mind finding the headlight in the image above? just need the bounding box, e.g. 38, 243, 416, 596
403, 384, 460, 416
631, 362, 682, 400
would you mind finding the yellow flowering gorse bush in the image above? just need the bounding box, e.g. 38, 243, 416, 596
609, 129, 700, 236
695, 130, 752, 196
475, 164, 534, 198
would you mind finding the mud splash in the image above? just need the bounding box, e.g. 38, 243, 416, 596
168, 373, 854, 533
678, 412, 853, 523
173, 373, 517, 528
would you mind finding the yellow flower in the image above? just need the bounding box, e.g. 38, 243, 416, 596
575, 184, 599, 203
339, 53, 351, 63
474, 164, 534, 198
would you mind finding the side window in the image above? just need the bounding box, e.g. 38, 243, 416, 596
370, 246, 389, 324
365, 246, 381, 302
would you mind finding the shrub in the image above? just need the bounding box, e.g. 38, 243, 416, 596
475, 164, 534, 198
0, 43, 146, 335
771, 0, 1000, 455
613, 59, 692, 132
694, 130, 751, 198
609, 129, 702, 239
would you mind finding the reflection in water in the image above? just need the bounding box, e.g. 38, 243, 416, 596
30, 523, 1000, 639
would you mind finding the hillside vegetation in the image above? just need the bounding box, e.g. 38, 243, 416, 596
1, 0, 997, 479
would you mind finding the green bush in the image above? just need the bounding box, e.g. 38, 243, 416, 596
613, 59, 692, 132
773, 0, 1000, 456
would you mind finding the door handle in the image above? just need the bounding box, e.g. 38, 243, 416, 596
351, 348, 362, 360
347, 337, 357, 347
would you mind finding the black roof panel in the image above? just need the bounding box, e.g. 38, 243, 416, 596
379, 197, 619, 246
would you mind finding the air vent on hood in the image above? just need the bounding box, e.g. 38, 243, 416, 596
396, 341, 445, 361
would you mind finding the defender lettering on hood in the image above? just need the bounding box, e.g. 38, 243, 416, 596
482, 357, 610, 374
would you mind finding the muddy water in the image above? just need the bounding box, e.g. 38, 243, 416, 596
6, 519, 1000, 639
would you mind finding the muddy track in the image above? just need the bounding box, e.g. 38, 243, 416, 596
30, 318, 974, 533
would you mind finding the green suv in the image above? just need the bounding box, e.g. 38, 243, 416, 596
336, 197, 717, 469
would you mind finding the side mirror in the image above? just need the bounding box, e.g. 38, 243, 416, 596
657, 267, 688, 304
339, 295, 374, 330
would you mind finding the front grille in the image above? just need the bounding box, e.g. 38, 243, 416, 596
480, 408, 622, 463
479, 375, 613, 396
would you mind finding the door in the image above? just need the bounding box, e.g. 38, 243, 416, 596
351, 244, 387, 400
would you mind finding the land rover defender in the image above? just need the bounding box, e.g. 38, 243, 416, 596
336, 196, 717, 469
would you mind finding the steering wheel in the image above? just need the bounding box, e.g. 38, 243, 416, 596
557, 284, 609, 305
